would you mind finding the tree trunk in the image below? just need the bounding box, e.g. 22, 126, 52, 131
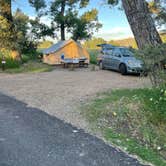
60, 0, 65, 40
122, 0, 162, 49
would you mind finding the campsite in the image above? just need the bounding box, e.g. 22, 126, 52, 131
0, 0, 166, 166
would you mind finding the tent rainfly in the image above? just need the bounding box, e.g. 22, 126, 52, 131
42, 39, 90, 65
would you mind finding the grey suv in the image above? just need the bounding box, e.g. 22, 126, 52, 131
99, 47, 145, 75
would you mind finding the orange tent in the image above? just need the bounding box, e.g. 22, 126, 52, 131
42, 39, 90, 65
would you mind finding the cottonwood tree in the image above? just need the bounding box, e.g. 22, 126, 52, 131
108, 0, 162, 49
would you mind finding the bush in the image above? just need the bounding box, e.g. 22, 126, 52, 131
135, 44, 166, 87
0, 50, 20, 69
88, 49, 99, 64
0, 57, 20, 69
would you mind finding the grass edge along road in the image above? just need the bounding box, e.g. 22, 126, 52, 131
82, 88, 166, 166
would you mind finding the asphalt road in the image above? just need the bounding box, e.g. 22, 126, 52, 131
0, 93, 148, 166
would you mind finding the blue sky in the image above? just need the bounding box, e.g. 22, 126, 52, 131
12, 0, 134, 41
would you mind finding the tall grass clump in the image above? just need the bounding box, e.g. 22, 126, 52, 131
88, 49, 99, 64
0, 50, 20, 69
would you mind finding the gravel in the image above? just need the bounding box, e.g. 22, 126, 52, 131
0, 67, 150, 130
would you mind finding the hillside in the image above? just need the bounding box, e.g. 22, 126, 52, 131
84, 33, 166, 49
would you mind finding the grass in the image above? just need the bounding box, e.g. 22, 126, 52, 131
0, 51, 54, 74
0, 60, 54, 74
0, 57, 20, 69
83, 88, 166, 166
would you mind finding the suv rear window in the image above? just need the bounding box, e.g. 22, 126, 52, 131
119, 48, 133, 57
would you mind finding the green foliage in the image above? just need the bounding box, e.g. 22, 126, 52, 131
0, 15, 17, 50
0, 0, 17, 50
84, 38, 106, 49
88, 49, 99, 64
13, 9, 35, 54
105, 129, 166, 166
71, 9, 102, 41
3, 61, 54, 74
83, 88, 166, 165
135, 44, 166, 87
28, 0, 46, 13
161, 33, 166, 43
29, 18, 54, 41
0, 7, 39, 54
21, 52, 39, 63
49, 0, 101, 41
107, 0, 119, 5
0, 51, 20, 69
0, 58, 20, 69
38, 40, 53, 49
148, 0, 166, 27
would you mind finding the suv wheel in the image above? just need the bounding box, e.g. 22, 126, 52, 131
119, 64, 127, 75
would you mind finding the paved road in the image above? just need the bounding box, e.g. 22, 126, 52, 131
0, 93, 148, 166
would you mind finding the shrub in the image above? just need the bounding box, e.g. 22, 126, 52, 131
0, 57, 20, 69
88, 49, 99, 64
135, 44, 166, 87
0, 50, 20, 69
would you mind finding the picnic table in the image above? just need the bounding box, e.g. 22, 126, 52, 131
61, 58, 88, 68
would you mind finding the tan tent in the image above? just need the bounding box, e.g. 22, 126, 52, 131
42, 39, 90, 65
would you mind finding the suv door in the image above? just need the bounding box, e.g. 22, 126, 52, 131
111, 51, 122, 70
102, 53, 110, 67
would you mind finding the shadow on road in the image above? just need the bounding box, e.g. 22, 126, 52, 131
0, 93, 148, 166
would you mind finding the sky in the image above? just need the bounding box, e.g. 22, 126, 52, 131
12, 0, 134, 41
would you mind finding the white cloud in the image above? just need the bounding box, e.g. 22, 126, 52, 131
29, 15, 52, 27
95, 27, 134, 41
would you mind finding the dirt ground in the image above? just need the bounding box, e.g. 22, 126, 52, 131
0, 67, 150, 130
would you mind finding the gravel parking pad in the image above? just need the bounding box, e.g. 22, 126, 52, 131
0, 68, 150, 129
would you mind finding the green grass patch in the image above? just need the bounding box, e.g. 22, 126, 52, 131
83, 88, 166, 166
0, 57, 20, 69
105, 129, 166, 166
0, 61, 54, 74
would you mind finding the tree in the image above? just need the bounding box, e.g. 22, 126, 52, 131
29, 0, 46, 14
148, 0, 166, 27
108, 0, 162, 49
0, 0, 12, 22
38, 40, 53, 49
13, 9, 30, 53
0, 0, 17, 50
29, 18, 55, 41
50, 0, 90, 40
30, 0, 101, 41
71, 9, 102, 41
